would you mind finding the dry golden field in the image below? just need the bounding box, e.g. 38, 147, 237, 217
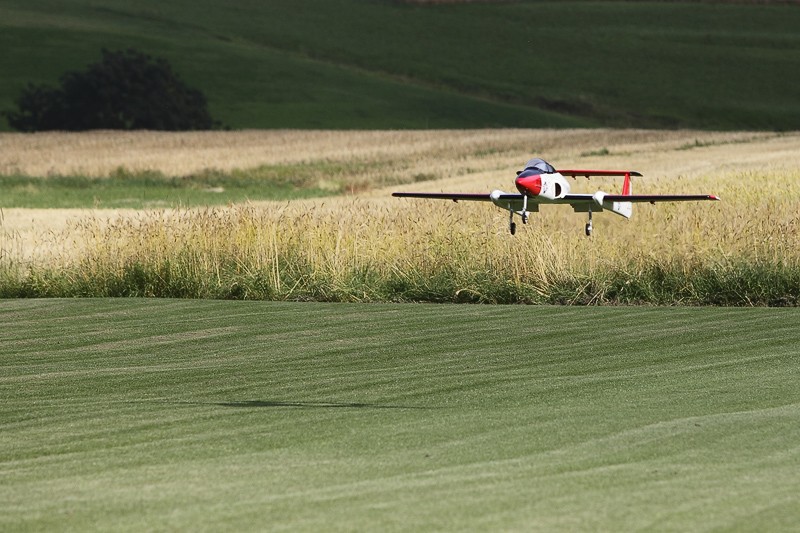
1, 129, 790, 179
1, 129, 799, 303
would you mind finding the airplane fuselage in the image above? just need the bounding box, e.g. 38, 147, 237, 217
514, 170, 571, 201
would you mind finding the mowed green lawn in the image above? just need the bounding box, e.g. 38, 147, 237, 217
2, 300, 799, 531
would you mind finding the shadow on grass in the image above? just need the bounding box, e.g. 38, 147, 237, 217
215, 400, 434, 410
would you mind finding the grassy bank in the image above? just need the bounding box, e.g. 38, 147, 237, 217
2, 300, 799, 530
6, 252, 797, 305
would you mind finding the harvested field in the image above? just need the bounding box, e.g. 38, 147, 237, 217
1, 129, 799, 303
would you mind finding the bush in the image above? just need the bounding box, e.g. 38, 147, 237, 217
4, 49, 218, 131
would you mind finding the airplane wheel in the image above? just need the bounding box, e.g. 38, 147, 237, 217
522, 213, 529, 225
510, 222, 517, 235
585, 223, 592, 237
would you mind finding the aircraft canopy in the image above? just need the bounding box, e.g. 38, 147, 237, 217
523, 158, 556, 174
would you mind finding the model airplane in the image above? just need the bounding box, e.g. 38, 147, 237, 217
393, 158, 720, 236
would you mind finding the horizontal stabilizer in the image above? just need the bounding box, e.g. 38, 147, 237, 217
558, 169, 643, 178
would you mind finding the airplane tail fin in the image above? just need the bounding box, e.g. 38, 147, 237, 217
610, 172, 633, 218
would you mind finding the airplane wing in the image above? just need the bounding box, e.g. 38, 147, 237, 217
604, 194, 720, 202
561, 193, 720, 204
391, 192, 521, 202
392, 191, 719, 204
561, 193, 720, 219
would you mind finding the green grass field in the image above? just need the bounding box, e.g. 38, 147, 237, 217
0, 172, 332, 209
0, 159, 390, 208
2, 0, 800, 130
2, 300, 799, 530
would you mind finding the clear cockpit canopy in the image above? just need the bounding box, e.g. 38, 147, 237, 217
523, 158, 556, 174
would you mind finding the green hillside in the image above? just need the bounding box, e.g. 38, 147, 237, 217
2, 0, 799, 130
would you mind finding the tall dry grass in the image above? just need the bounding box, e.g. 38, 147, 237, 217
2, 130, 799, 304
5, 167, 798, 304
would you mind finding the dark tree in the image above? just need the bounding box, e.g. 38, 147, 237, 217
4, 49, 218, 131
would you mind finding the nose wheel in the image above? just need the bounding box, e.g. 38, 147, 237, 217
507, 197, 529, 236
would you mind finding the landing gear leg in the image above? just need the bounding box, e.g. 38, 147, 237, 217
585, 207, 593, 237
521, 195, 529, 225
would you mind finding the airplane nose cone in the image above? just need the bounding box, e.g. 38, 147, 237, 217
515, 174, 542, 196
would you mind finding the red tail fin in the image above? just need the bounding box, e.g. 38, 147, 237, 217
622, 172, 632, 196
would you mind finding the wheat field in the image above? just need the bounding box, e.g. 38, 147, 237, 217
1, 129, 799, 303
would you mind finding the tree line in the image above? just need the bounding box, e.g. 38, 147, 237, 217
3, 49, 219, 131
